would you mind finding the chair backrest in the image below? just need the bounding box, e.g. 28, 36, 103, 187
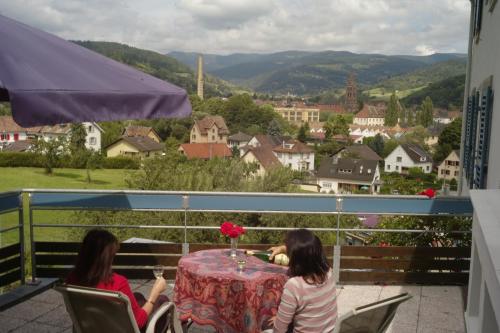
55, 284, 140, 333
334, 292, 412, 333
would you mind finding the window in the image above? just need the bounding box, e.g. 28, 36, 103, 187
445, 170, 450, 175
395, 166, 399, 171
473, 0, 484, 42
13, 133, 19, 141
89, 137, 97, 145
212, 135, 215, 141
387, 165, 390, 170
427, 166, 430, 171
88, 126, 93, 133
396, 156, 402, 162
454, 171, 459, 176
441, 169, 445, 175
192, 134, 196, 140
323, 182, 332, 188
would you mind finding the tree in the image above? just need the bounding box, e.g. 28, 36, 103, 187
406, 107, 415, 127
382, 139, 399, 158
419, 96, 434, 128
297, 124, 307, 143
33, 137, 67, 174
324, 115, 349, 140
267, 119, 282, 137
69, 123, 87, 154
401, 125, 429, 147
0, 103, 12, 116
368, 134, 384, 157
433, 118, 462, 162
384, 92, 399, 126
84, 151, 103, 183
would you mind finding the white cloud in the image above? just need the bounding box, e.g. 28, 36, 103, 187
0, 0, 470, 55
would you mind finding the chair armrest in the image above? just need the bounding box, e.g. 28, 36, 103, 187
145, 301, 174, 333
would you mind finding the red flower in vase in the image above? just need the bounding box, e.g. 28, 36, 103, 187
419, 188, 436, 198
220, 221, 245, 238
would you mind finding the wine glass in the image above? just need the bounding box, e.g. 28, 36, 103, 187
153, 265, 164, 279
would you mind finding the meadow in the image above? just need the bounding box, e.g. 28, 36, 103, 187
0, 167, 134, 245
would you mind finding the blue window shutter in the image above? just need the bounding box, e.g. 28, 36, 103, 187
468, 93, 480, 188
473, 87, 494, 188
463, 95, 474, 183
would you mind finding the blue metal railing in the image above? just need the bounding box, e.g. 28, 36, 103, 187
0, 191, 25, 287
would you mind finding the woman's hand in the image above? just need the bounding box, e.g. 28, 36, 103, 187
151, 276, 167, 295
268, 245, 286, 261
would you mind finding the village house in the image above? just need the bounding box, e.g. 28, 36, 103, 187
228, 131, 252, 151
178, 143, 232, 160
273, 139, 314, 171
275, 106, 320, 124
190, 116, 229, 144
335, 144, 383, 161
123, 125, 161, 143
0, 116, 103, 151
316, 155, 381, 194
241, 146, 281, 177
349, 125, 391, 142
384, 143, 433, 174
353, 104, 386, 126
106, 136, 163, 158
437, 150, 460, 181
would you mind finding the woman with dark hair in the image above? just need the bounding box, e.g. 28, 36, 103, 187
268, 229, 337, 333
66, 229, 169, 332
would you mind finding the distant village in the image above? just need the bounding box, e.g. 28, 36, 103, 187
0, 71, 461, 195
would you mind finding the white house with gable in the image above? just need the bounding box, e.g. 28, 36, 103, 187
384, 144, 433, 174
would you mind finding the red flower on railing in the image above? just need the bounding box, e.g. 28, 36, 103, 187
220, 221, 245, 238
419, 188, 436, 198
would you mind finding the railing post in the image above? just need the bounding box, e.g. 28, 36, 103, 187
336, 196, 343, 246
182, 195, 189, 256
333, 245, 341, 284
27, 193, 40, 285
18, 193, 25, 285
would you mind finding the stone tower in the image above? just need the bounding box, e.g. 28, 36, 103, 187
345, 72, 357, 113
197, 54, 204, 100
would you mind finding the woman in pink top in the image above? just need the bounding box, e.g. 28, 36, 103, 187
268, 229, 337, 333
66, 229, 169, 333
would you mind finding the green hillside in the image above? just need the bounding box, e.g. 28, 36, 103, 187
401, 74, 466, 109
170, 50, 466, 95
370, 59, 466, 92
74, 41, 236, 97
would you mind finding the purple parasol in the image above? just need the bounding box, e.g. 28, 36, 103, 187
0, 15, 191, 127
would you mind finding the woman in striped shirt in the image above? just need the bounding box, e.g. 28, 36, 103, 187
268, 229, 337, 333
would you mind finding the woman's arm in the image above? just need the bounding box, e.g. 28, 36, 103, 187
268, 245, 287, 261
142, 277, 167, 315
273, 281, 298, 333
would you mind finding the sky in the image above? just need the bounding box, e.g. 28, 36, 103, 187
0, 0, 471, 56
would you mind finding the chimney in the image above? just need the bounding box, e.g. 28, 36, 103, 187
197, 54, 204, 100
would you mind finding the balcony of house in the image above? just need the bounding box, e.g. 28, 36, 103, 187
0, 190, 478, 332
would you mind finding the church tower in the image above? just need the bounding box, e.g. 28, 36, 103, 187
345, 72, 358, 113
197, 54, 204, 100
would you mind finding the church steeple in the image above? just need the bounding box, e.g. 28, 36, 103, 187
345, 72, 357, 113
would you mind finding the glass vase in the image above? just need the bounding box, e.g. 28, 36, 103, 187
230, 237, 238, 259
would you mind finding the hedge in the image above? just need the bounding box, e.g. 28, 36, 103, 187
101, 156, 140, 169
0, 152, 139, 170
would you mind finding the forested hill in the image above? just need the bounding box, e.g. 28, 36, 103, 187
73, 41, 235, 97
169, 50, 466, 95
401, 74, 466, 110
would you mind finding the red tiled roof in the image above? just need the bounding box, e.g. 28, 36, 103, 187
179, 143, 232, 160
355, 105, 385, 119
0, 116, 41, 133
194, 116, 229, 135
244, 146, 281, 170
272, 140, 313, 154
123, 126, 159, 139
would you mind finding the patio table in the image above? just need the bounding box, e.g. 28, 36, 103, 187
173, 249, 288, 333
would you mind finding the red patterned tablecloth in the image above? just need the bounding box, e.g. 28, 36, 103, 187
173, 249, 288, 333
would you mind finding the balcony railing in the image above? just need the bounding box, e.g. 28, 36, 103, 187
0, 189, 473, 293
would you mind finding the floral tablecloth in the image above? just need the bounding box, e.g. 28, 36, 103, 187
173, 249, 288, 333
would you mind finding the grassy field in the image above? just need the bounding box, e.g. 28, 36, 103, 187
0, 167, 133, 192
363, 85, 427, 101
0, 167, 135, 246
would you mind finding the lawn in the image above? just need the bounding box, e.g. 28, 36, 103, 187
0, 167, 136, 247
0, 167, 133, 192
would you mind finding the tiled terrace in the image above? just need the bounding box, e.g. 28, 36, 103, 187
0, 281, 466, 333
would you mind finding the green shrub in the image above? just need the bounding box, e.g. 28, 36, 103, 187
102, 156, 140, 169
0, 152, 45, 167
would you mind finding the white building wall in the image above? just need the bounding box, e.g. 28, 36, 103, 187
384, 146, 432, 174
463, 3, 500, 191
275, 152, 314, 171
0, 132, 27, 143
84, 122, 102, 151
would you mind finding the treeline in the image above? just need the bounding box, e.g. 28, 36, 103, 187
402, 74, 465, 110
